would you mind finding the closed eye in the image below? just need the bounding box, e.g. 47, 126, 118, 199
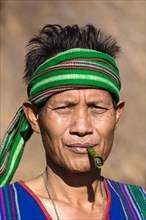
54, 104, 74, 110
55, 106, 69, 109
52, 104, 74, 114
89, 105, 110, 114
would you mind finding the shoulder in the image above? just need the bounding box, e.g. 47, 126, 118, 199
0, 181, 21, 197
0, 182, 23, 219
0, 181, 30, 200
0, 181, 30, 209
104, 177, 146, 220
104, 177, 145, 197
0, 181, 48, 220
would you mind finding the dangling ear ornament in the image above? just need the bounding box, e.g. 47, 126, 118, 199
87, 147, 104, 168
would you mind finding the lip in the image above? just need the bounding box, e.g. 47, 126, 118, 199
65, 143, 97, 153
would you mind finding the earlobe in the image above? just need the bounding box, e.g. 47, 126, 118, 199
22, 101, 41, 133
115, 100, 125, 129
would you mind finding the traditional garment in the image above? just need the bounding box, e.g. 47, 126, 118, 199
0, 178, 145, 220
0, 48, 121, 186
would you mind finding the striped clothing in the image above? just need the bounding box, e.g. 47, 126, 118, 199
0, 178, 145, 220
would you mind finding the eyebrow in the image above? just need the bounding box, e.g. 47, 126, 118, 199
49, 99, 112, 107
86, 98, 112, 105
47, 99, 78, 107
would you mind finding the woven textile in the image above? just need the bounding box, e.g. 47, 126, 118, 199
0, 182, 52, 220
0, 48, 121, 186
105, 179, 146, 219
0, 178, 145, 219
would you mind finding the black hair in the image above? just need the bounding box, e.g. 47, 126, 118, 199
24, 24, 121, 83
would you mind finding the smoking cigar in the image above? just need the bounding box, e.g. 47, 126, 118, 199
87, 147, 104, 168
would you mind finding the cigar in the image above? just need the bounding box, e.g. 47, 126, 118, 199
87, 147, 104, 168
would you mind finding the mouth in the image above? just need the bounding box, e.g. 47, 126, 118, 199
65, 143, 97, 154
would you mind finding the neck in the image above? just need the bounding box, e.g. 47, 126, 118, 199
45, 156, 103, 207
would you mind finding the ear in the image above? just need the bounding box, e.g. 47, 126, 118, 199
22, 101, 41, 133
115, 99, 125, 129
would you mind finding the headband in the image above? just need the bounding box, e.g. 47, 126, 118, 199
0, 48, 121, 186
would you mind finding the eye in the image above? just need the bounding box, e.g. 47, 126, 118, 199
89, 105, 109, 114
53, 105, 73, 114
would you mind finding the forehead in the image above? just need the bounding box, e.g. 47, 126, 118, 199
47, 89, 113, 104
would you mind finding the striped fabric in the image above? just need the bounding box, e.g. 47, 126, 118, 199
0, 184, 21, 220
0, 182, 51, 220
0, 48, 121, 186
0, 178, 145, 220
28, 48, 121, 105
105, 179, 146, 219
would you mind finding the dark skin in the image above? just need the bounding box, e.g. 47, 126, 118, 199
23, 89, 124, 220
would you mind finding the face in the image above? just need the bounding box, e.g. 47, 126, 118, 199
25, 89, 124, 173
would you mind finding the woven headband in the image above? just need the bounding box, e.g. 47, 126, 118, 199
0, 48, 121, 186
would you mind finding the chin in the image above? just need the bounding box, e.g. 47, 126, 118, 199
70, 168, 90, 173
63, 162, 93, 173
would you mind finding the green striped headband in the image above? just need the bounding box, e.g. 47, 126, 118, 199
0, 48, 121, 186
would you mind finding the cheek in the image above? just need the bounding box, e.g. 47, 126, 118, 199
93, 114, 116, 134
39, 112, 70, 152
41, 111, 68, 134
93, 114, 116, 158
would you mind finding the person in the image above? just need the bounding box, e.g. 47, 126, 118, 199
0, 24, 145, 220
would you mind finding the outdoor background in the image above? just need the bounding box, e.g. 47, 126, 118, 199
0, 1, 145, 187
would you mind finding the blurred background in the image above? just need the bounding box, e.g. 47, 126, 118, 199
0, 1, 145, 187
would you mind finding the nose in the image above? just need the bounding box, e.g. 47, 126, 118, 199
69, 107, 93, 136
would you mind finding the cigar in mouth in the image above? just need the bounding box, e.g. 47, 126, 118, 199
87, 147, 104, 168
